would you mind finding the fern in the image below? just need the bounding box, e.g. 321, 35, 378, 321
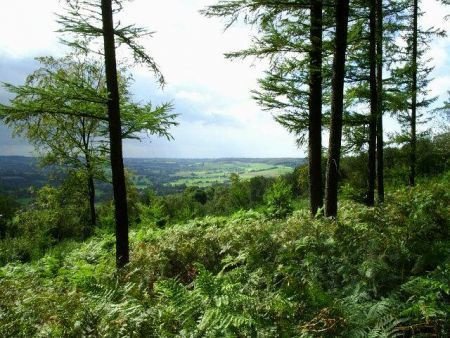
367, 316, 406, 338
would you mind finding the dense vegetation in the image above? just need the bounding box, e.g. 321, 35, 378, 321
0, 172, 449, 336
1, 134, 449, 335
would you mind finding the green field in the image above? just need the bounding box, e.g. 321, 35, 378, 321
167, 161, 294, 187
0, 157, 305, 196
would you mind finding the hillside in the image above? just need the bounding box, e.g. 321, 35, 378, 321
1, 173, 448, 336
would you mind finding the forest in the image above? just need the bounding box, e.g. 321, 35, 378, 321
0, 0, 449, 336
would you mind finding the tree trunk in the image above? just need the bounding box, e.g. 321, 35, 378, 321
324, 0, 350, 217
367, 0, 377, 206
376, 0, 384, 202
101, 0, 130, 268
308, 0, 323, 216
82, 169, 97, 239
409, 0, 418, 187
83, 152, 97, 230
87, 172, 96, 226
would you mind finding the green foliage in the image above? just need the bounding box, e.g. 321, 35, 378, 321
134, 170, 307, 226
0, 175, 91, 265
0, 173, 449, 336
340, 133, 450, 201
0, 193, 19, 239
264, 178, 293, 219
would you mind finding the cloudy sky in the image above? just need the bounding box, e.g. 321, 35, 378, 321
0, 0, 448, 158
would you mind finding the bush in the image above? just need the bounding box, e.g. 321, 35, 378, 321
264, 178, 293, 219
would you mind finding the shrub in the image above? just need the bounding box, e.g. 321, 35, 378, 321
264, 178, 293, 219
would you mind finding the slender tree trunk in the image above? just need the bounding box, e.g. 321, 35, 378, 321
101, 0, 130, 268
376, 0, 384, 202
308, 0, 323, 216
87, 170, 96, 226
83, 151, 97, 229
324, 0, 350, 217
367, 0, 377, 206
81, 118, 97, 232
409, 0, 418, 187
83, 169, 97, 239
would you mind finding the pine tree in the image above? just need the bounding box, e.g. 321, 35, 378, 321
387, 0, 443, 187
203, 0, 333, 216
324, 0, 350, 217
342, 0, 408, 204
376, 0, 384, 202
308, 0, 324, 215
41, 0, 170, 268
409, 0, 419, 187
100, 0, 130, 267
367, 0, 377, 206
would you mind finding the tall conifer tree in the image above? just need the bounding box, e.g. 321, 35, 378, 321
376, 0, 384, 202
324, 0, 350, 217
56, 0, 170, 268
203, 1, 332, 216
308, 0, 324, 215
100, 0, 129, 267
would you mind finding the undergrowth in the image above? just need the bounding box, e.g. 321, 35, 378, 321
0, 173, 449, 337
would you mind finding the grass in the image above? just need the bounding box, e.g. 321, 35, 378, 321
168, 161, 293, 187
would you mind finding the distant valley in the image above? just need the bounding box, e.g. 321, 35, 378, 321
0, 156, 305, 200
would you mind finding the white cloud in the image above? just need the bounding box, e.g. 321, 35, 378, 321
422, 0, 450, 105
0, 0, 61, 57
176, 90, 208, 103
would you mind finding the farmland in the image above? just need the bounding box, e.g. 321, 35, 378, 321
0, 157, 305, 198
127, 158, 304, 192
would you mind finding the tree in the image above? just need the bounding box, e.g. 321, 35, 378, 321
1, 54, 108, 230
367, 0, 385, 205
101, 0, 130, 268
410, 0, 419, 187
308, 0, 324, 215
376, 0, 384, 202
367, 0, 378, 206
57, 0, 170, 268
387, 0, 443, 187
0, 53, 176, 240
342, 0, 407, 204
203, 0, 333, 216
324, 0, 350, 217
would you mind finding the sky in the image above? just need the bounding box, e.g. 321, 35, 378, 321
0, 0, 449, 158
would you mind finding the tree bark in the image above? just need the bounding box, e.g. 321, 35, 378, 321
324, 0, 350, 217
367, 0, 377, 206
308, 0, 323, 216
409, 0, 418, 187
101, 0, 130, 268
376, 0, 384, 202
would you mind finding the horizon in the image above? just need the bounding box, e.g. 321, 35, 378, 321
0, 155, 306, 160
